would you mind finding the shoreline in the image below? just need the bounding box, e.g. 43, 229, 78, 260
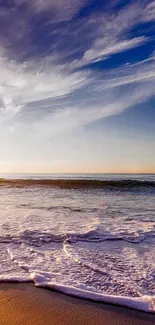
1, 277, 154, 313
0, 283, 154, 325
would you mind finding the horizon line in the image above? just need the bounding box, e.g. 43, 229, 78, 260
0, 172, 155, 175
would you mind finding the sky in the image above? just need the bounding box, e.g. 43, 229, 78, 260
0, 0, 155, 173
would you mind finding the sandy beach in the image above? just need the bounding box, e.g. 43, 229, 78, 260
0, 283, 154, 325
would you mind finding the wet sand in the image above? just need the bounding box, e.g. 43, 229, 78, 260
0, 283, 154, 325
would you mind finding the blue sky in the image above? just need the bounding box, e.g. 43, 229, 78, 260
0, 0, 155, 173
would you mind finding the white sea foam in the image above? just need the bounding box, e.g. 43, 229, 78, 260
26, 272, 155, 312
0, 275, 31, 282
1, 239, 153, 313
0, 270, 154, 313
0, 174, 155, 313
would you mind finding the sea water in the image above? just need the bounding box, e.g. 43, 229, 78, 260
0, 174, 155, 312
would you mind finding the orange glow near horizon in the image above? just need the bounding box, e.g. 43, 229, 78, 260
0, 161, 155, 174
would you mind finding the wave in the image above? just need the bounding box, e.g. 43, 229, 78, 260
0, 178, 155, 190
0, 273, 154, 313
0, 228, 153, 246
33, 274, 155, 313
17, 204, 88, 213
1, 228, 155, 313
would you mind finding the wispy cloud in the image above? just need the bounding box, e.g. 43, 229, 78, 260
0, 47, 155, 135
97, 56, 155, 90
0, 55, 90, 117
14, 0, 89, 22
0, 0, 155, 171
0, 0, 155, 134
75, 1, 155, 66
142, 1, 155, 22
82, 37, 147, 65
31, 79, 155, 138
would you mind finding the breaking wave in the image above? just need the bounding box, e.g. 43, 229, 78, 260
0, 228, 155, 313
0, 273, 155, 313
0, 228, 153, 246
0, 178, 155, 190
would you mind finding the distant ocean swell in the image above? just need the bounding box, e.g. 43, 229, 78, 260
0, 178, 155, 190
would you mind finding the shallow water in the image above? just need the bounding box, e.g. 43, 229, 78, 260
0, 174, 155, 312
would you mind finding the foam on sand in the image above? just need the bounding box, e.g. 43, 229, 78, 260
30, 272, 155, 313
0, 272, 154, 313
0, 282, 155, 325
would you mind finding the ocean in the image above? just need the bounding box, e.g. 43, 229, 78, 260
0, 173, 155, 312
